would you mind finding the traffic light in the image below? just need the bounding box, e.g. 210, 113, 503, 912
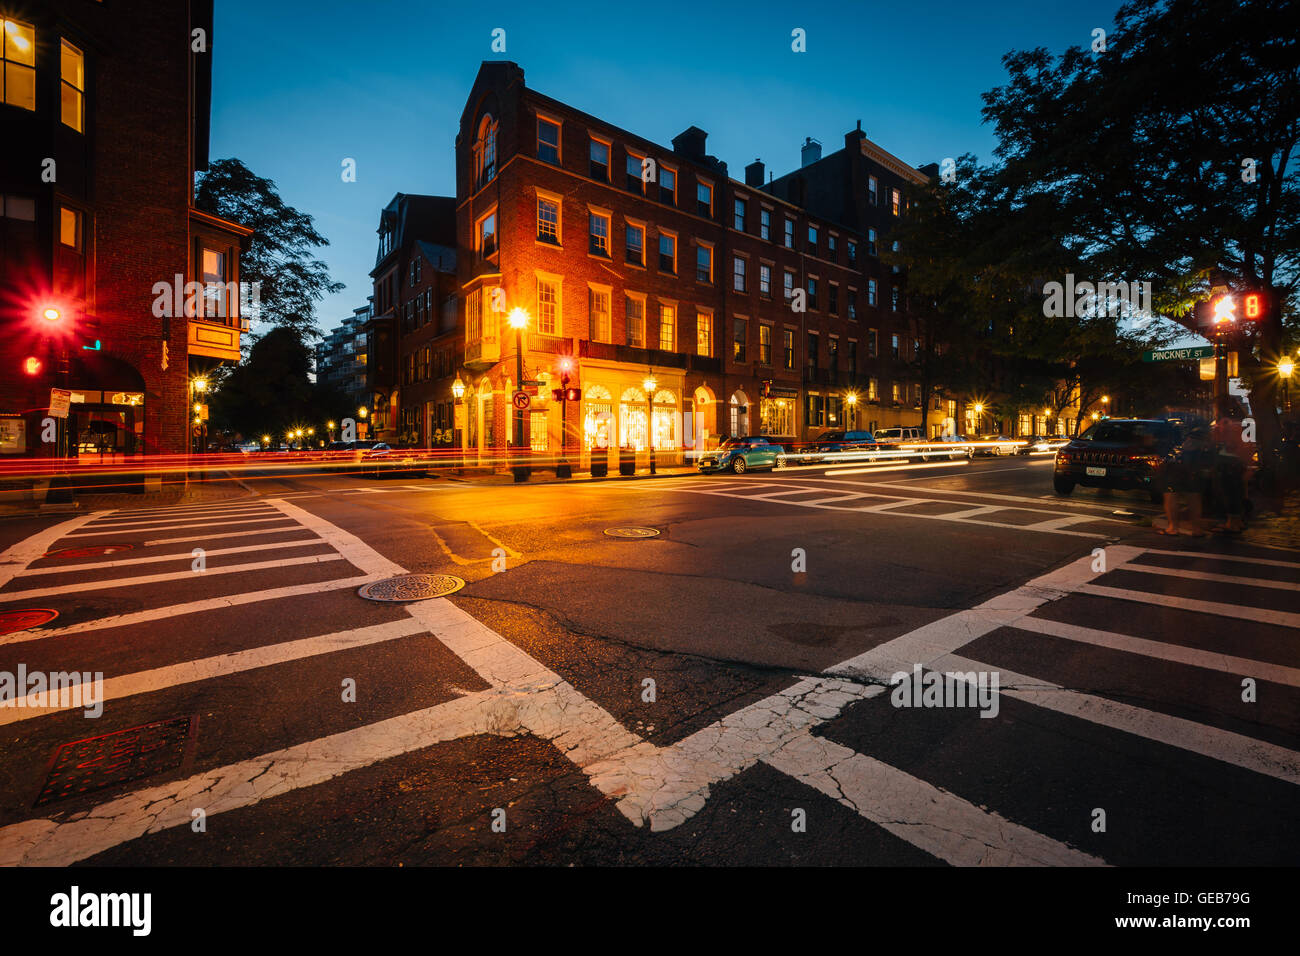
1194, 289, 1275, 332
23, 356, 41, 375
551, 387, 581, 402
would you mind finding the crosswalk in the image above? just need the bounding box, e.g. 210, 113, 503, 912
0, 495, 1296, 865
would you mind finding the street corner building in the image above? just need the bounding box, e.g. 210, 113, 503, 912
381, 60, 949, 473
0, 0, 248, 468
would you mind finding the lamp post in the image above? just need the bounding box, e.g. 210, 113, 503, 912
327, 421, 336, 442
644, 375, 657, 474
556, 358, 573, 479
451, 374, 466, 473
508, 307, 530, 481
1279, 357, 1294, 413
845, 390, 858, 430
973, 402, 984, 435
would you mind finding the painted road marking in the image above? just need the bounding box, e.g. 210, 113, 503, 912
1079, 584, 1300, 628
142, 526, 318, 547
1120, 562, 1300, 592
0, 512, 104, 590
64, 516, 296, 537
16, 539, 328, 577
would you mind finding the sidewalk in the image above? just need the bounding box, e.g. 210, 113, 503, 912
438, 464, 698, 486
0, 473, 252, 519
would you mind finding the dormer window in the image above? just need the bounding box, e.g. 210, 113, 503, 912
473, 114, 498, 190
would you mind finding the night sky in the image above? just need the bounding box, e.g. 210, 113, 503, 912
210, 0, 1125, 333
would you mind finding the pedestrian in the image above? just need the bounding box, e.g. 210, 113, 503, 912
1210, 399, 1251, 533
1161, 423, 1212, 537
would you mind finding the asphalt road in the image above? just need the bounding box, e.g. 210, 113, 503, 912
0, 454, 1296, 865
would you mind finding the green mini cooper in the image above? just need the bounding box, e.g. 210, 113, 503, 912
697, 436, 784, 474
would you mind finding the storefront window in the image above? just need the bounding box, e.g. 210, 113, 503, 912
583, 384, 612, 450
760, 398, 795, 437
620, 387, 648, 450
651, 389, 677, 449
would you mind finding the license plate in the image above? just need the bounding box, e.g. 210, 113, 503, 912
1086, 466, 1107, 477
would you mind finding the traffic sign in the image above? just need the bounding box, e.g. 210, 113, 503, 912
512, 390, 531, 411
1141, 345, 1213, 362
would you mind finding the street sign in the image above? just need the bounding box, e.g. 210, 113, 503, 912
521, 379, 544, 387
512, 390, 531, 411
1141, 345, 1214, 362
48, 389, 71, 419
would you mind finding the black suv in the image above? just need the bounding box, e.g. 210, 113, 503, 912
1053, 419, 1183, 503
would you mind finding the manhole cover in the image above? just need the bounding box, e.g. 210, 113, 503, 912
603, 527, 661, 538
0, 608, 58, 636
36, 715, 198, 807
358, 573, 465, 602
44, 544, 134, 559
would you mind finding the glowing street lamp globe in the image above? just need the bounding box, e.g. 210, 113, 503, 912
507, 307, 530, 330
451, 375, 466, 400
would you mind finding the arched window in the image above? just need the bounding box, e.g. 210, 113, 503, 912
729, 390, 749, 438
473, 115, 498, 189
583, 384, 612, 449
652, 390, 678, 449
620, 387, 648, 450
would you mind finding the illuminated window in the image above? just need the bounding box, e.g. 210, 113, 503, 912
625, 295, 644, 347
201, 247, 227, 318
60, 40, 84, 132
473, 115, 497, 189
783, 330, 794, 369
530, 411, 548, 452
59, 206, 82, 249
537, 196, 560, 244
658, 302, 675, 351
696, 311, 712, 357
536, 276, 559, 335
1, 18, 36, 112
759, 324, 772, 365
537, 116, 560, 164
891, 188, 901, 216
733, 318, 747, 363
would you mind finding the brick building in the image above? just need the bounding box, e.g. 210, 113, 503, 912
452, 61, 942, 471
366, 193, 459, 446
316, 300, 372, 415
0, 0, 247, 462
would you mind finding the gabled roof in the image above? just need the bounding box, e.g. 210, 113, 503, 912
371, 193, 456, 275
414, 241, 456, 273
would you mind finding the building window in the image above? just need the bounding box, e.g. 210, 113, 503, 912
761, 398, 795, 438
537, 276, 559, 335
467, 288, 482, 341
868, 228, 878, 256
733, 256, 746, 292
626, 152, 645, 192
660, 167, 676, 205
537, 196, 560, 245
868, 378, 879, 401
626, 295, 645, 347
697, 311, 712, 357
806, 332, 818, 368
589, 287, 611, 342
620, 387, 649, 450
891, 333, 900, 359
783, 330, 794, 369
828, 336, 839, 370
808, 224, 818, 249
829, 283, 839, 315
784, 218, 794, 249
783, 270, 795, 301
892, 188, 902, 216
867, 329, 878, 357
58, 206, 82, 250
759, 264, 771, 298
734, 198, 746, 231
848, 240, 857, 267
868, 278, 878, 306
733, 318, 747, 363
848, 339, 858, 370
848, 292, 857, 321
60, 40, 85, 133
869, 175, 878, 205
891, 286, 901, 311
696, 243, 713, 283
1, 18, 36, 112
626, 223, 644, 265
892, 240, 902, 273
589, 138, 610, 181
892, 382, 902, 403
478, 210, 497, 259
473, 115, 497, 189
199, 247, 228, 317
537, 116, 560, 164
697, 181, 713, 217
589, 211, 611, 257
828, 234, 837, 260
659, 233, 676, 274
759, 324, 772, 365
806, 277, 817, 309
659, 303, 675, 351
760, 208, 771, 240
530, 411, 548, 452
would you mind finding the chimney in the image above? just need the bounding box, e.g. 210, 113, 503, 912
845, 120, 866, 151
744, 159, 765, 187
672, 126, 708, 159
801, 136, 822, 168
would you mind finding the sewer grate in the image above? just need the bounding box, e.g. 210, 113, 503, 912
358, 573, 465, 602
603, 527, 661, 538
0, 609, 58, 636
44, 544, 134, 559
36, 715, 198, 808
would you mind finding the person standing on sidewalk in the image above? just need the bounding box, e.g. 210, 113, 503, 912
1162, 423, 1213, 537
1210, 399, 1251, 533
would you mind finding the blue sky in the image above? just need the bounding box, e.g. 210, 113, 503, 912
211, 0, 1124, 334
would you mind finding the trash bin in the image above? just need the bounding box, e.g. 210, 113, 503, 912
619, 446, 636, 476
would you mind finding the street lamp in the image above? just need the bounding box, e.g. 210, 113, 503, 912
508, 308, 530, 481
451, 374, 467, 473
845, 390, 858, 429
1280, 356, 1294, 412
262, 434, 271, 450
644, 375, 658, 475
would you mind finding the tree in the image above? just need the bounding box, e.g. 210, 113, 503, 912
209, 326, 341, 440
194, 158, 344, 341
980, 0, 1300, 464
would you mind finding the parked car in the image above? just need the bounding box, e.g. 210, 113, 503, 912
815, 430, 876, 461
974, 434, 1022, 456
697, 436, 784, 474
1053, 418, 1183, 503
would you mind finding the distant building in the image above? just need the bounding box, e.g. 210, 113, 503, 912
367, 194, 459, 445
316, 300, 372, 413
0, 0, 248, 459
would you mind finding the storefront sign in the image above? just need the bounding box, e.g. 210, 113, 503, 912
48, 389, 71, 419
